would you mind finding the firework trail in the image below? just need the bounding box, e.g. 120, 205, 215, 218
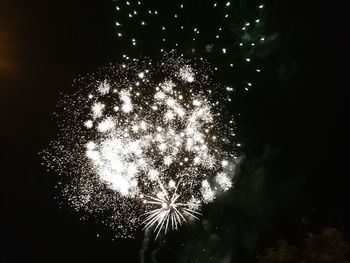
42, 54, 239, 238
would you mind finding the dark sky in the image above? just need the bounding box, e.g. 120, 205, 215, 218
1, 0, 349, 262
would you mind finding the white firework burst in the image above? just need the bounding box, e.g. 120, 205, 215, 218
42, 54, 239, 239
142, 180, 201, 239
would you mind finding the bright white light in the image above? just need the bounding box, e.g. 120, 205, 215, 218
86, 141, 96, 150
168, 180, 176, 188
85, 120, 93, 128
179, 65, 195, 82
215, 172, 232, 191
193, 100, 201, 106
97, 80, 110, 95
97, 117, 115, 133
92, 102, 104, 119
222, 160, 229, 167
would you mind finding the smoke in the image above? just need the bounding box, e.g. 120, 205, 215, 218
139, 230, 151, 263
141, 145, 304, 262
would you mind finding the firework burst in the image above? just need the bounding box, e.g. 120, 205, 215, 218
142, 179, 201, 239
42, 54, 239, 239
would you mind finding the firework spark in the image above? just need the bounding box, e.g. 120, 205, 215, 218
42, 54, 238, 239
142, 180, 201, 239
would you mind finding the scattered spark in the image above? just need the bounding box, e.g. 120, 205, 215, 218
84, 120, 93, 128
178, 65, 195, 82
97, 80, 110, 95
215, 172, 233, 191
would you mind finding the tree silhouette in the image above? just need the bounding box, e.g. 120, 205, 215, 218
259, 228, 350, 263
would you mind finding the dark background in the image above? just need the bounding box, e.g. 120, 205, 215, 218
1, 0, 349, 262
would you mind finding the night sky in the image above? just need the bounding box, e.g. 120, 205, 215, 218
1, 0, 349, 262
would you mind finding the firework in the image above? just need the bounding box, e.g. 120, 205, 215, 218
142, 179, 201, 239
42, 54, 238, 239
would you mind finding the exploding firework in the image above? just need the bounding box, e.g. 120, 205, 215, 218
142, 179, 201, 239
42, 54, 239, 239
